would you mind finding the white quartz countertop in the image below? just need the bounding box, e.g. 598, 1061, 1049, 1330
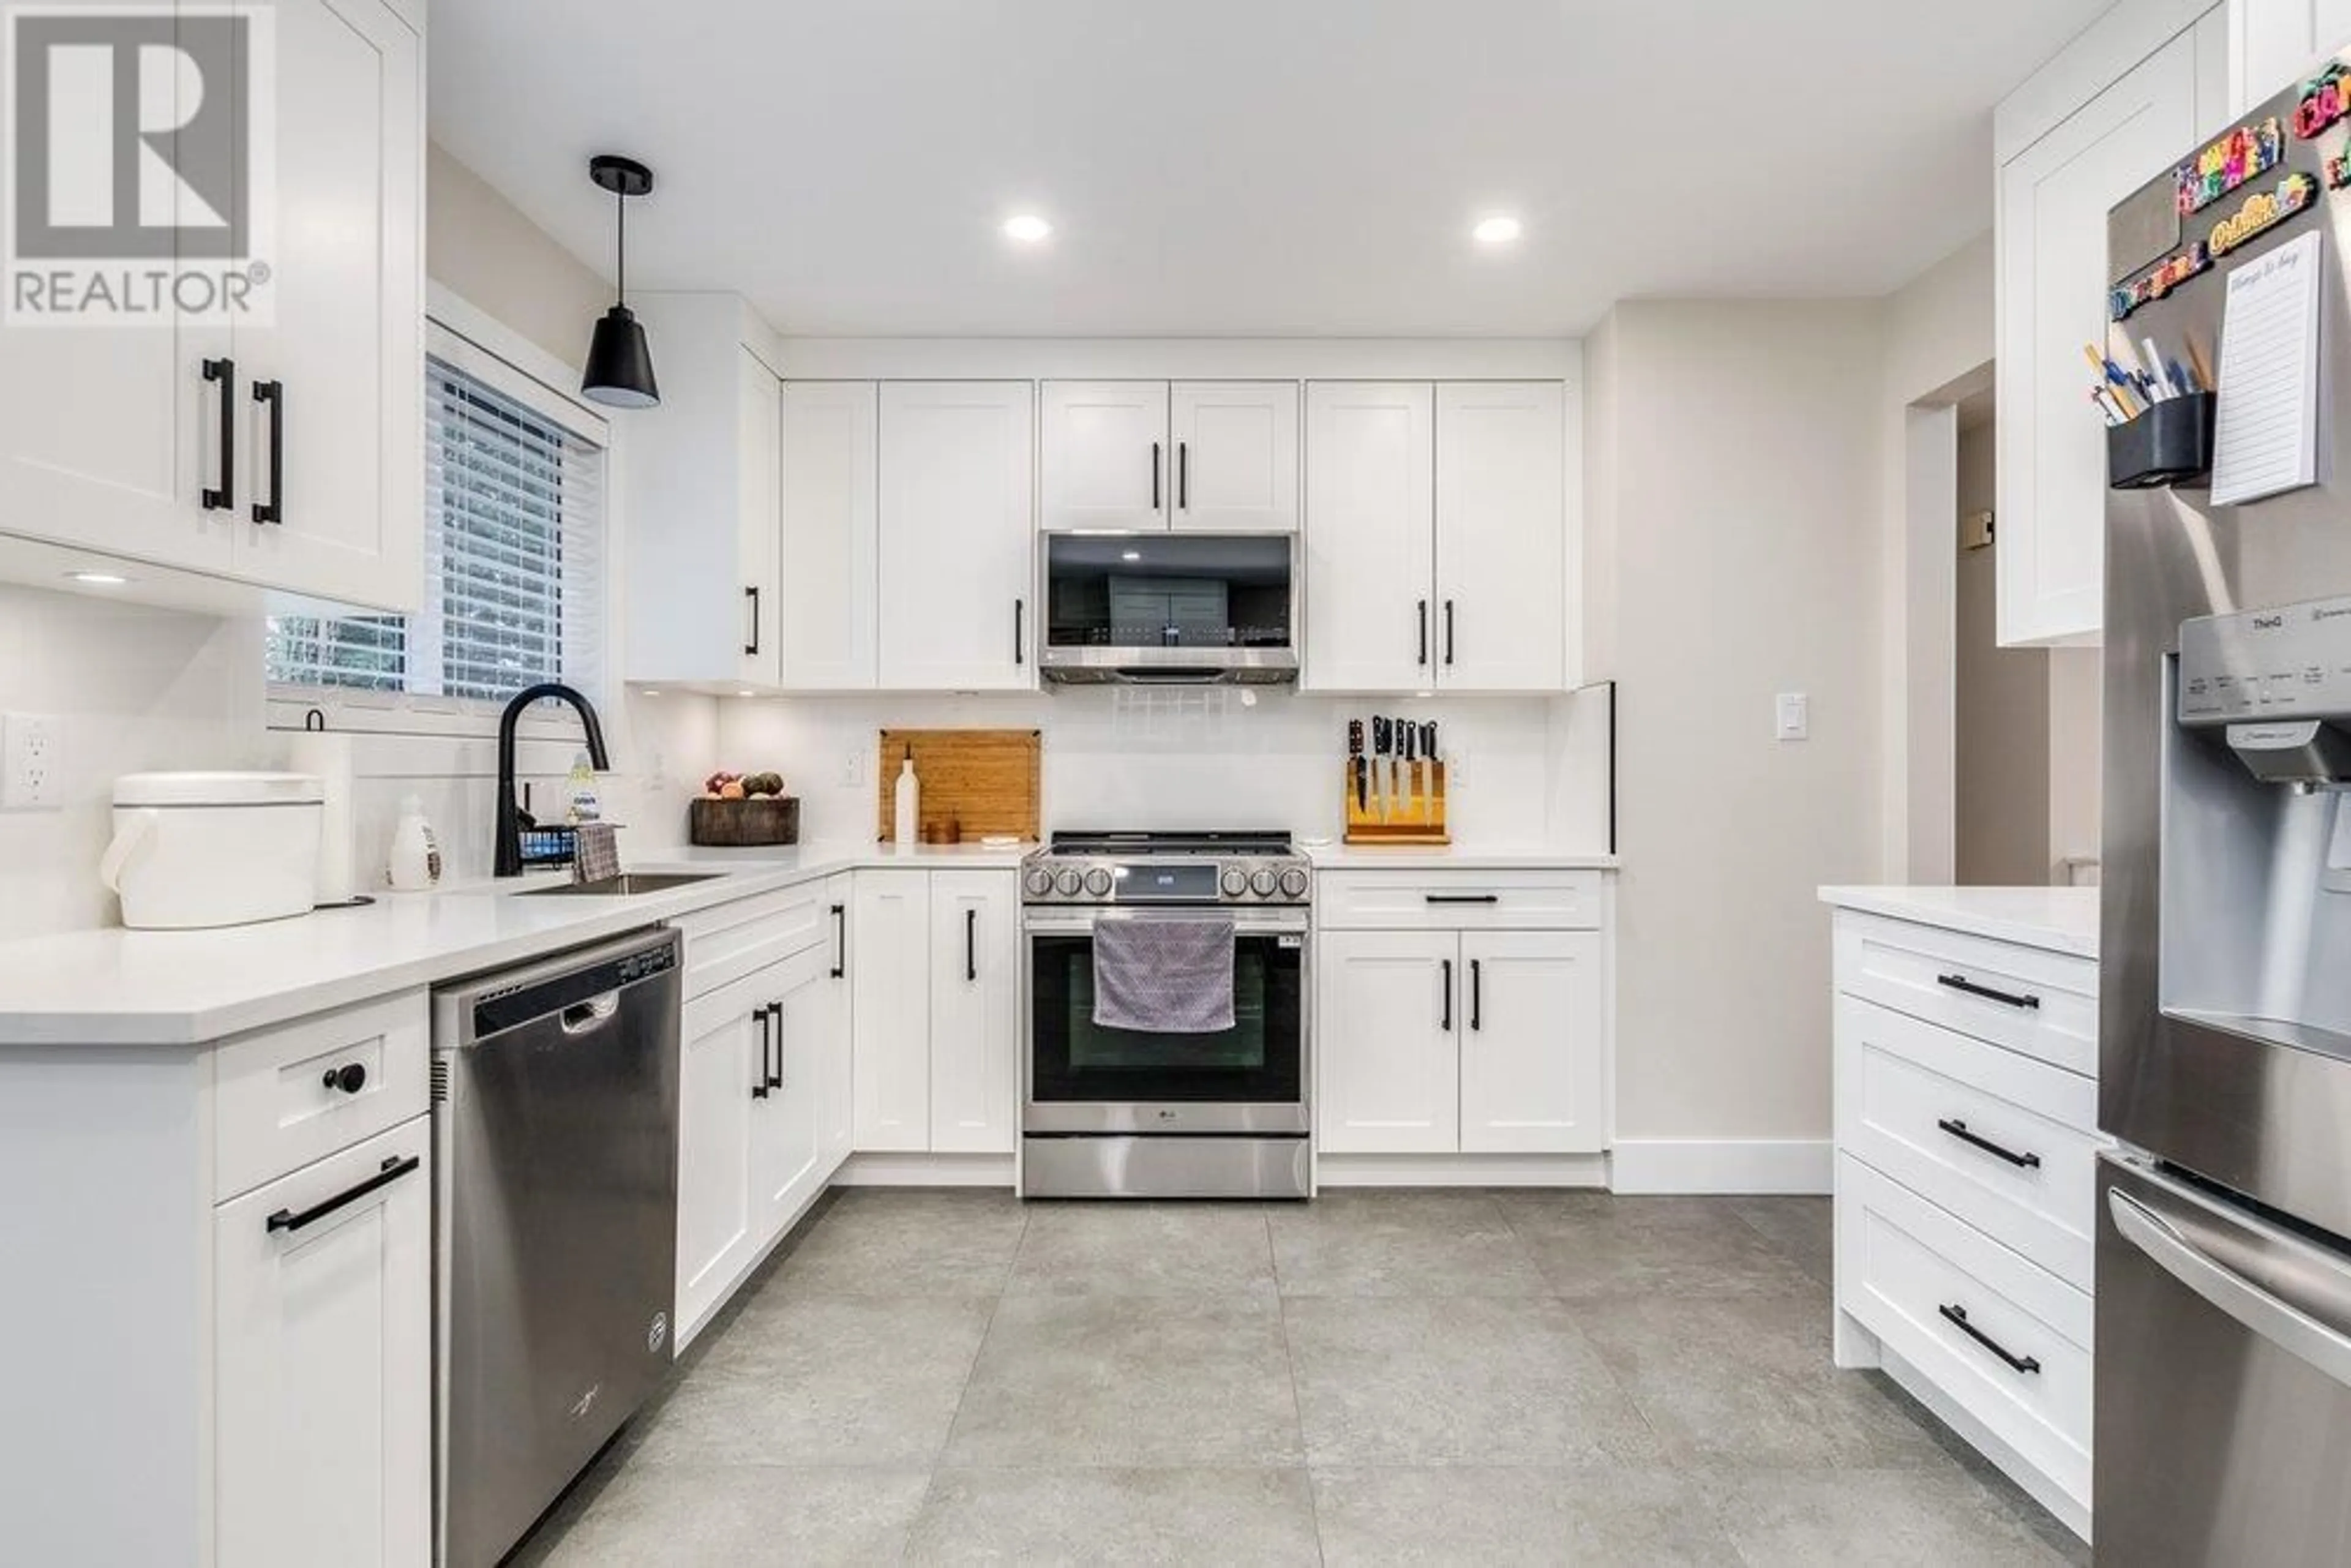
0, 841, 1029, 1048
1817, 884, 2099, 959
1303, 844, 1618, 871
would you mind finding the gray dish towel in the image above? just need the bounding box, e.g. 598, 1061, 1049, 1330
1091, 913, 1237, 1033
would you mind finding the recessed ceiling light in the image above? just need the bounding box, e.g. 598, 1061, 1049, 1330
1472, 215, 1523, 245
736, 688, 756, 699
641, 688, 661, 698
64, 569, 128, 585
1002, 213, 1053, 243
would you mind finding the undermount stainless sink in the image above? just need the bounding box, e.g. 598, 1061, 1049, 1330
516, 872, 723, 898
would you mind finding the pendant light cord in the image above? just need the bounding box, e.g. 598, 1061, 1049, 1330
614, 185, 627, 305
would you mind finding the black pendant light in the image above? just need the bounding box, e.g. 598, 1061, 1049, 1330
581, 154, 660, 408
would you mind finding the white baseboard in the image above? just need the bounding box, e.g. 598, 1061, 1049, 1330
1315, 1153, 1610, 1189
1608, 1138, 1832, 1195
833, 1152, 1016, 1188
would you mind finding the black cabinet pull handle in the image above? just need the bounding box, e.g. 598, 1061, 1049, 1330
1014, 599, 1025, 666
1938, 1303, 2040, 1375
1937, 1117, 2041, 1169
1444, 599, 1456, 667
1469, 959, 1482, 1032
321, 1063, 367, 1095
202, 357, 234, 510
1440, 958, 1453, 1032
1936, 973, 2039, 1010
266, 1154, 418, 1235
1425, 893, 1501, 906
830, 903, 847, 979
743, 585, 762, 656
966, 908, 978, 983
1151, 440, 1162, 510
1177, 440, 1188, 509
1417, 599, 1429, 667
765, 1001, 784, 1089
752, 1006, 771, 1099
251, 379, 283, 523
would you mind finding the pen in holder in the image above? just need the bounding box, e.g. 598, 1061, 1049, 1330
1344, 759, 1451, 845
2109, 391, 2216, 489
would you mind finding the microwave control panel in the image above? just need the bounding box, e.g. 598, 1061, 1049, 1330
2179, 596, 2351, 727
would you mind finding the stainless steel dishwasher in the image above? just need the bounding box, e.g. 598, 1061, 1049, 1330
432, 927, 681, 1568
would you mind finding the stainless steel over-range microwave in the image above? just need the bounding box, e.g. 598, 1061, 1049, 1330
1037, 531, 1298, 685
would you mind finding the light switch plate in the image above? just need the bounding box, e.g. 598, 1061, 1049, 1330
1775, 692, 1809, 742
2, 713, 61, 808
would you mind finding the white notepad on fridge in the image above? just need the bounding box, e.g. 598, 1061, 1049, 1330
2211, 230, 2322, 507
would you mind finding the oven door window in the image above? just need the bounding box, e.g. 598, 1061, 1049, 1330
1030, 931, 1303, 1103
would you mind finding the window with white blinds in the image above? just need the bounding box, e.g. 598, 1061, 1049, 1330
265, 351, 606, 703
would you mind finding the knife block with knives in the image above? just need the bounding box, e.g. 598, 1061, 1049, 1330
1343, 715, 1450, 844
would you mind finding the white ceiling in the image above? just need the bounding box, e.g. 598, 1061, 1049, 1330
429, 1, 2109, 338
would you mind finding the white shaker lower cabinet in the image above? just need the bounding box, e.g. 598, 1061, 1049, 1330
1826, 900, 2104, 1540
877, 382, 1037, 690
852, 869, 935, 1151
215, 1119, 432, 1568
850, 868, 1022, 1157
817, 872, 857, 1170
929, 870, 1021, 1153
1457, 929, 1607, 1153
1316, 870, 1611, 1163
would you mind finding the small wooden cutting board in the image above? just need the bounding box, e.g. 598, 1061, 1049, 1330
876, 729, 1041, 842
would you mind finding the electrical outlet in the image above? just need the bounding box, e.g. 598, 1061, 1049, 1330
2, 713, 61, 808
841, 747, 866, 789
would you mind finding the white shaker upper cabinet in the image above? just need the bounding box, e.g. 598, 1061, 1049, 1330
1041, 381, 1169, 530
1170, 381, 1300, 533
1303, 382, 1437, 691
231, 0, 422, 611
1434, 382, 1567, 691
1997, 28, 2207, 645
779, 381, 879, 691
878, 382, 1037, 690
2231, 0, 2351, 108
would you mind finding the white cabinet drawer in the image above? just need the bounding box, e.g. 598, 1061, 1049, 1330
1316, 869, 1603, 930
1837, 1154, 2092, 1508
212, 992, 429, 1202
675, 880, 836, 999
1834, 912, 2096, 1076
1837, 996, 2104, 1290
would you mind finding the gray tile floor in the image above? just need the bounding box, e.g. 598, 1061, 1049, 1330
514, 1189, 2088, 1566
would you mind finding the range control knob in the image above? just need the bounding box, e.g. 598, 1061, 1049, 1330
1084, 867, 1116, 898
1278, 867, 1310, 899
1024, 867, 1056, 899
1056, 867, 1085, 897
1220, 865, 1250, 898
1250, 867, 1278, 897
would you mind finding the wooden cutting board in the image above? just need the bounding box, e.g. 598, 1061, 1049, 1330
876, 729, 1041, 842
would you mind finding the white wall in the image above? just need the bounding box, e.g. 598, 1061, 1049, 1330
718, 688, 1583, 852
1954, 418, 2055, 885
1584, 299, 1888, 1150
424, 141, 609, 367
2049, 648, 2102, 876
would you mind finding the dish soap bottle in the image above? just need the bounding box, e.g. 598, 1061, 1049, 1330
564, 749, 601, 824
893, 753, 920, 849
387, 793, 442, 890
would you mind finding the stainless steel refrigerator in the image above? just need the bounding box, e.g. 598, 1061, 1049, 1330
2101, 61, 2351, 1565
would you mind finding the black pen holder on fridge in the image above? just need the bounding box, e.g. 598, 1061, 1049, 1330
2108, 391, 2216, 490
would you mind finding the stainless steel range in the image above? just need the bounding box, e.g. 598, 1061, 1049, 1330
1021, 830, 1310, 1199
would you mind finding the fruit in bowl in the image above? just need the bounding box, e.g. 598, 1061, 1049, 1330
701, 769, 786, 800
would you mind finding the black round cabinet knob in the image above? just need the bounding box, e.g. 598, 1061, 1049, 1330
323, 1063, 367, 1095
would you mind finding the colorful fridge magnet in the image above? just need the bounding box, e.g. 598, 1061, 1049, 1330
2296, 62, 2351, 138
2208, 171, 2320, 255
2175, 118, 2284, 214
2328, 143, 2351, 189
2112, 241, 2213, 321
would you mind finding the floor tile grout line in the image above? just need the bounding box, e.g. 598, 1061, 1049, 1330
899, 1201, 1026, 1562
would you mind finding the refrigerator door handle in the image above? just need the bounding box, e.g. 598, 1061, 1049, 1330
2110, 1187, 2351, 1389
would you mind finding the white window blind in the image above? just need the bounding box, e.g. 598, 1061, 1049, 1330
266, 353, 605, 703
